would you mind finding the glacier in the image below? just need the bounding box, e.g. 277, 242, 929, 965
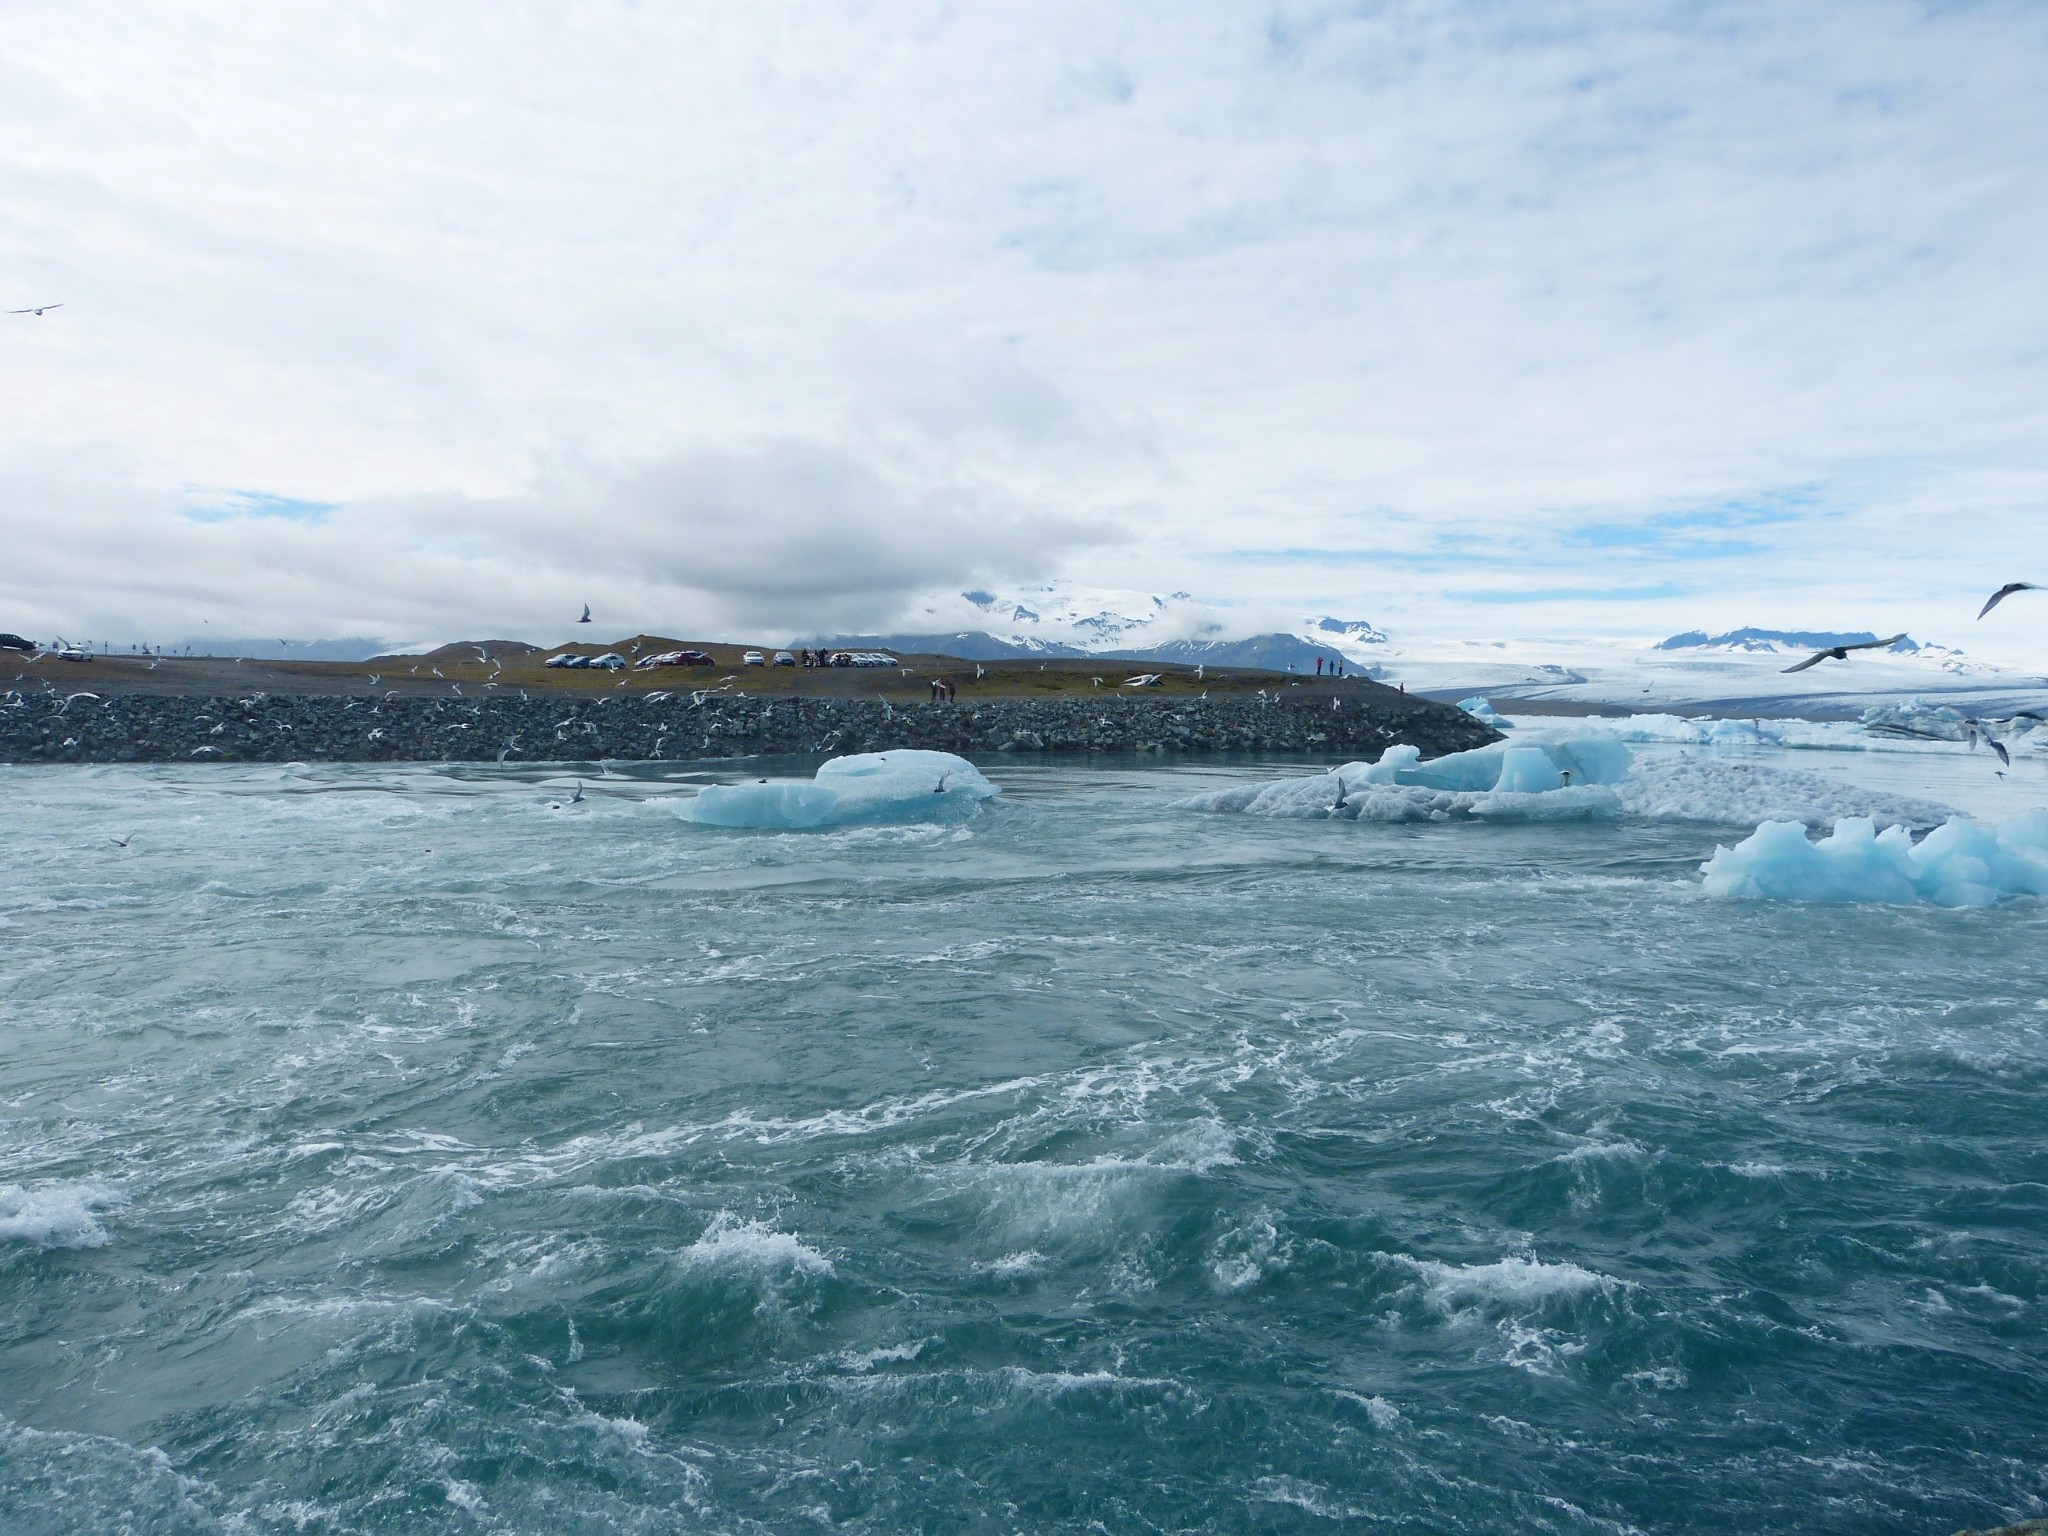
674, 750, 998, 830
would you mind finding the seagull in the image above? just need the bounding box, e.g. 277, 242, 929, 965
109, 832, 134, 848
570, 782, 585, 803
9, 303, 63, 316
367, 674, 380, 686
1781, 634, 1909, 674
1967, 719, 2013, 767
578, 605, 592, 624
1979, 582, 2040, 619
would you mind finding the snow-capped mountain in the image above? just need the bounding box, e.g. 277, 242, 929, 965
806, 582, 1389, 670
810, 585, 2043, 715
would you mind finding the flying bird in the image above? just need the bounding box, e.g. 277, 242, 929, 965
109, 832, 134, 848
570, 782, 585, 803
578, 605, 592, 624
1781, 634, 1909, 674
9, 303, 63, 316
1978, 582, 2040, 619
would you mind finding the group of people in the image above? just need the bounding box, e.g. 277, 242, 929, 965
799, 649, 849, 668
1314, 656, 1350, 677
927, 678, 957, 701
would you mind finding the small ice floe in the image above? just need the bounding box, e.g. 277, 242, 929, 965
1700, 811, 2048, 907
674, 749, 998, 830
1456, 696, 1510, 728
1176, 738, 1632, 822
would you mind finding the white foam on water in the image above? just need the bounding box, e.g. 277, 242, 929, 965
1208, 1214, 1290, 1292
1327, 1390, 1405, 1430
1408, 1254, 1626, 1309
677, 1213, 834, 1278
1250, 1475, 1375, 1520
1701, 811, 2048, 906
0, 1181, 125, 1250
840, 1339, 929, 1371
976, 1250, 1048, 1277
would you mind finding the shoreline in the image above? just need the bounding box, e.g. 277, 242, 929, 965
0, 690, 1499, 766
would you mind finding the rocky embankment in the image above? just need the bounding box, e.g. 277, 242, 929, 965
0, 689, 1497, 765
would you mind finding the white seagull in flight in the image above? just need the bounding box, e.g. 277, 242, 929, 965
8, 303, 63, 316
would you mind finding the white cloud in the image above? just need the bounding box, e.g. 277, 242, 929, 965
1, 1, 2044, 655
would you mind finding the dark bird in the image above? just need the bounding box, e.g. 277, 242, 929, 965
9, 303, 63, 316
578, 605, 592, 624
1781, 634, 1909, 674
109, 832, 134, 848
1978, 582, 2040, 619
1964, 717, 2013, 767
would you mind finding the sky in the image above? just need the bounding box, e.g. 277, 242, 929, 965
3, 0, 2046, 659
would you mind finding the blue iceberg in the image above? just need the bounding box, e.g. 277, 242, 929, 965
675, 750, 999, 830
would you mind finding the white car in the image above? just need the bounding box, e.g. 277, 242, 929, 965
742, 650, 766, 666
544, 652, 587, 668
588, 652, 628, 671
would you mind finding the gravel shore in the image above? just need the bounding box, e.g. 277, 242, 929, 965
0, 689, 1497, 765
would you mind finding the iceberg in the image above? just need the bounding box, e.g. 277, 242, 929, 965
1176, 737, 1956, 830
674, 750, 998, 830
1174, 738, 1634, 822
1456, 696, 1510, 728
1700, 811, 2048, 907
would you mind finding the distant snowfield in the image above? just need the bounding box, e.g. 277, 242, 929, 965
854, 582, 2048, 718
1391, 636, 2047, 718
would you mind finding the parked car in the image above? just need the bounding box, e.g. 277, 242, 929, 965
841, 651, 897, 668
0, 633, 34, 653
54, 645, 93, 662
544, 652, 588, 668
588, 652, 628, 671
742, 650, 765, 666
638, 649, 715, 668
773, 651, 797, 666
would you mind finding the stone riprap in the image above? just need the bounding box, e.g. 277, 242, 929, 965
0, 689, 1498, 765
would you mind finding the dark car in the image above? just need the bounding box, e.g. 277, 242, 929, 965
0, 633, 34, 653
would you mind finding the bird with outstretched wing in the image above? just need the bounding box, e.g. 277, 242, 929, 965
1781, 634, 1908, 674
1978, 582, 2039, 619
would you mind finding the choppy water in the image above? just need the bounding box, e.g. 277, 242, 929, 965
3, 753, 2046, 1535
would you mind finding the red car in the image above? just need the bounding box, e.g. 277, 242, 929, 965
638, 649, 716, 668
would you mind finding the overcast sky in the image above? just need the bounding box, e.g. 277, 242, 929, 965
3, 1, 2045, 656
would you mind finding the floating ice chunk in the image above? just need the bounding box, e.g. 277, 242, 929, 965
675, 750, 997, 830
1860, 698, 1972, 741
1457, 696, 1510, 728
1178, 736, 1958, 830
1354, 738, 1633, 793
1618, 755, 1953, 828
1175, 737, 1631, 821
1701, 810, 2048, 906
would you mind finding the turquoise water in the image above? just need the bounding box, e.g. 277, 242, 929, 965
3, 756, 2046, 1534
